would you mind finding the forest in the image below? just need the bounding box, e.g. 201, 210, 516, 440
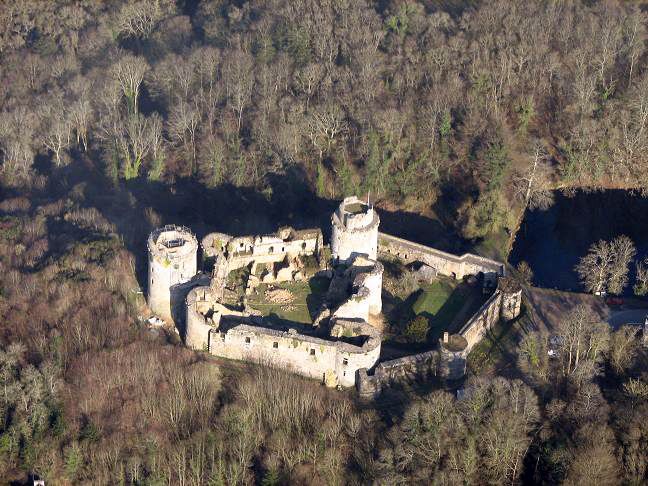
0, 0, 647, 484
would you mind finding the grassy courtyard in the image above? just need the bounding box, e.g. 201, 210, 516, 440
247, 277, 330, 324
412, 279, 458, 317
386, 276, 487, 345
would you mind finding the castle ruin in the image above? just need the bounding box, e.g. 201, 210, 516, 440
146, 196, 521, 392
147, 225, 199, 323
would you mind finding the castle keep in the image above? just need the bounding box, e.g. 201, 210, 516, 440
147, 196, 521, 391
147, 225, 199, 323
331, 197, 380, 263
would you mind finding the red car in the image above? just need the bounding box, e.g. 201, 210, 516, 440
606, 296, 624, 306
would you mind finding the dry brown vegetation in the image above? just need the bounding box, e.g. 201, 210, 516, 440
0, 0, 647, 484
0, 185, 646, 484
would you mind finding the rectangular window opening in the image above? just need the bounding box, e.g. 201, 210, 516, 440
273, 342, 278, 349
310, 349, 316, 356
245, 337, 251, 344
343, 358, 348, 366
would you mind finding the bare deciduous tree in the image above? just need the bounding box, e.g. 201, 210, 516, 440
116, 0, 165, 40
608, 326, 639, 374
69, 98, 93, 151
633, 257, 648, 296
0, 107, 38, 179
575, 240, 613, 295
575, 236, 636, 295
40, 97, 72, 166
223, 49, 254, 133
554, 305, 610, 379
608, 236, 636, 294
147, 114, 166, 181
168, 99, 200, 173
111, 55, 148, 114
513, 142, 554, 210
306, 104, 348, 161
110, 114, 160, 179
294, 64, 324, 112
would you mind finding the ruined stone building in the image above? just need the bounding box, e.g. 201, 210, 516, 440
147, 225, 199, 323
147, 196, 521, 391
331, 196, 380, 263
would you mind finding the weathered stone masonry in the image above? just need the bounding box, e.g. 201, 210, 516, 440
356, 277, 522, 399
148, 196, 521, 392
378, 232, 504, 284
147, 225, 199, 322
207, 318, 381, 388
331, 196, 380, 263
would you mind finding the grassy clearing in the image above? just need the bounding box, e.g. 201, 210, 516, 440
247, 277, 330, 324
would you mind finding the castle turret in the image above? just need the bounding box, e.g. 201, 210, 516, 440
438, 333, 468, 380
147, 225, 198, 322
498, 277, 523, 321
331, 196, 380, 264
347, 256, 384, 315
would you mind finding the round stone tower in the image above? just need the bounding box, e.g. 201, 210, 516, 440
147, 225, 198, 322
438, 333, 469, 380
331, 196, 380, 264
498, 277, 523, 321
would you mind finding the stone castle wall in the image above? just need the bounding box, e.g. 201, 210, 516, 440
148, 225, 198, 322
159, 196, 518, 395
189, 220, 384, 388
459, 277, 522, 351
378, 233, 504, 282
459, 291, 503, 351
356, 349, 441, 399
209, 322, 380, 388
186, 284, 382, 388
356, 278, 522, 399
186, 286, 215, 350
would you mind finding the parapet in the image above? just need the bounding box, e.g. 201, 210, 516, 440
147, 225, 199, 322
148, 225, 198, 263
332, 196, 380, 233
497, 276, 522, 294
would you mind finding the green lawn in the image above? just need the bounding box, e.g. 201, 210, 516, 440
387, 277, 478, 344
416, 280, 473, 341
247, 277, 329, 325
412, 279, 457, 316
